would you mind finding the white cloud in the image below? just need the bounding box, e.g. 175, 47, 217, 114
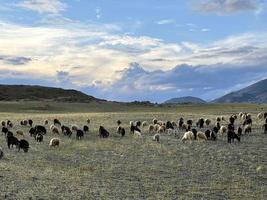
156, 19, 175, 25
17, 0, 67, 14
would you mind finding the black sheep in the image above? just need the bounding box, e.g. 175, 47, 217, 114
29, 128, 36, 137
2, 127, 8, 135
243, 118, 252, 126
136, 121, 141, 127
264, 112, 267, 119
228, 123, 235, 131
179, 118, 184, 129
28, 119, 33, 127
54, 119, 61, 126
213, 127, 219, 134
210, 131, 217, 141
187, 120, 193, 126
117, 120, 122, 126
6, 135, 19, 149
6, 131, 13, 138
227, 130, 240, 143
192, 128, 197, 140
83, 125, 89, 133
166, 121, 174, 129
19, 139, 29, 152
216, 122, 221, 130
35, 133, 43, 143
76, 129, 84, 140
205, 129, 211, 139
35, 125, 47, 135
99, 126, 109, 138
117, 126, 125, 137
130, 125, 135, 134
229, 116, 235, 124
197, 118, 205, 128
62, 126, 72, 137
263, 123, 267, 134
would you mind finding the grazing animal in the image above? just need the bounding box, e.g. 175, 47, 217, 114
197, 131, 207, 141
205, 129, 211, 139
117, 120, 122, 126
49, 138, 60, 147
216, 122, 221, 130
83, 125, 89, 133
229, 116, 235, 124
257, 112, 264, 120
158, 126, 166, 134
142, 121, 148, 127
134, 130, 143, 139
197, 118, 205, 128
1, 121, 6, 127
87, 119, 91, 124
244, 125, 252, 134
219, 126, 227, 136
216, 117, 221, 122
179, 118, 184, 129
205, 119, 211, 127
71, 125, 78, 132
227, 130, 240, 143
99, 126, 109, 138
243, 118, 252, 126
19, 139, 29, 152
28, 119, 33, 127
6, 131, 13, 138
152, 134, 160, 143
6, 135, 19, 149
171, 121, 178, 128
34, 125, 47, 135
153, 118, 158, 125
148, 124, 155, 134
44, 120, 49, 125
263, 123, 267, 134
51, 127, 60, 134
62, 126, 72, 137
7, 120, 13, 128
76, 129, 84, 140
166, 121, 174, 130
2, 127, 8, 135
187, 120, 193, 126
181, 131, 194, 142
35, 133, 43, 143
16, 130, 24, 138
117, 126, 126, 137
54, 119, 61, 126
0, 147, 3, 159
228, 123, 235, 131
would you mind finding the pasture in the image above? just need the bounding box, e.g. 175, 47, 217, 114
0, 102, 267, 199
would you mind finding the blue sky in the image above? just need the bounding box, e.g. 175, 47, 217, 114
0, 0, 267, 102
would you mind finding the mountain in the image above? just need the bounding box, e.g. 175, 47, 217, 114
0, 85, 105, 102
213, 79, 267, 103
164, 96, 206, 104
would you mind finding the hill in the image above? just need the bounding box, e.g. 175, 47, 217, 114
0, 85, 105, 102
164, 96, 206, 104
213, 79, 267, 103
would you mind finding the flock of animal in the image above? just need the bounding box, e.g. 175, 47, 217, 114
0, 112, 267, 159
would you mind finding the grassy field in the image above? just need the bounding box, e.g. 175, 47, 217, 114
0, 102, 267, 199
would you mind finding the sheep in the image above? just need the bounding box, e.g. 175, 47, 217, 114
239, 112, 243, 118
219, 126, 227, 136
61, 125, 72, 137
154, 124, 161, 132
152, 118, 157, 125
257, 112, 264, 120
51, 127, 60, 134
35, 133, 43, 143
243, 118, 252, 126
54, 119, 61, 126
21, 120, 28, 126
32, 125, 46, 135
158, 126, 165, 134
0, 147, 3, 159
205, 129, 211, 139
216, 122, 221, 130
197, 118, 205, 128
244, 125, 252, 134
166, 121, 174, 130
229, 116, 235, 124
50, 124, 55, 130
228, 123, 235, 131
129, 121, 134, 126
71, 125, 78, 132
6, 135, 19, 149
227, 130, 240, 143
2, 127, 8, 135
99, 126, 109, 138
181, 131, 194, 142
205, 119, 211, 127
117, 126, 125, 137
7, 120, 13, 128
76, 129, 84, 140
6, 131, 13, 138
49, 138, 60, 147
87, 119, 91, 124
142, 121, 148, 127
178, 118, 184, 129
221, 116, 226, 121
210, 130, 217, 141
83, 125, 89, 133
264, 112, 267, 119
216, 117, 221, 122
135, 121, 141, 127
171, 121, 178, 128
152, 134, 160, 143
182, 124, 188, 131
148, 124, 155, 134
28, 119, 33, 127
157, 121, 164, 126
197, 131, 207, 141
187, 120, 193, 126
16, 130, 24, 138
1, 120, 5, 127
117, 120, 122, 126
18, 139, 29, 152
263, 123, 267, 134
44, 120, 49, 125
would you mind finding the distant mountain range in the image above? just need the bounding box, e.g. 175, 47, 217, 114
0, 85, 105, 102
212, 78, 267, 103
164, 96, 206, 104
0, 78, 266, 104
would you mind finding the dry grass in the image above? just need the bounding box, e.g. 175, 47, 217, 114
0, 104, 267, 199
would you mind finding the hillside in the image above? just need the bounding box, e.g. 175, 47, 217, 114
213, 79, 267, 103
0, 85, 104, 102
164, 96, 206, 104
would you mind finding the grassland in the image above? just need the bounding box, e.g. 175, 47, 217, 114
0, 102, 266, 199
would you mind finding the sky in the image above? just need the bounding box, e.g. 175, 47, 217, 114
0, 0, 267, 102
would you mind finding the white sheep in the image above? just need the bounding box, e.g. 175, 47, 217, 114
50, 124, 55, 130
52, 127, 60, 134
239, 112, 243, 118
16, 130, 24, 138
152, 134, 160, 143
244, 125, 252, 134
171, 121, 178, 128
142, 121, 148, 127
134, 130, 143, 139
152, 118, 157, 125
181, 131, 194, 141
197, 131, 207, 141
257, 112, 264, 120
158, 125, 165, 134
219, 126, 227, 136
148, 124, 155, 134
49, 138, 60, 147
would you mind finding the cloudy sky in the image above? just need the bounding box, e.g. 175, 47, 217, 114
0, 0, 267, 102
